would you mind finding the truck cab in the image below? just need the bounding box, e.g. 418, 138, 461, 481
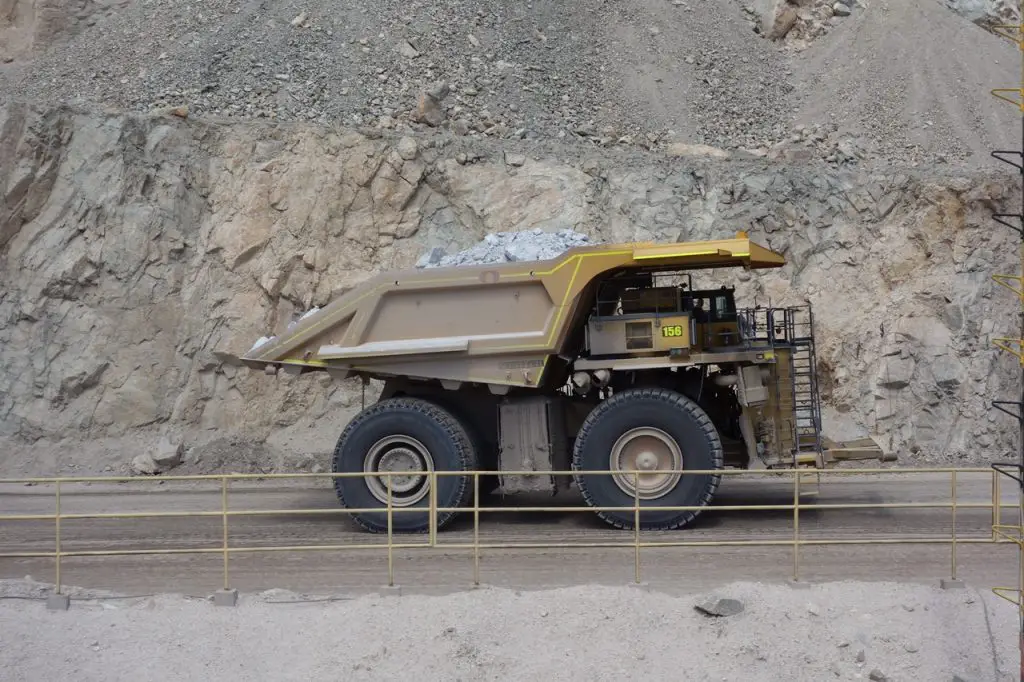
585, 269, 742, 358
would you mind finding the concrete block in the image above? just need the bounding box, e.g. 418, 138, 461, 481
46, 594, 70, 611
378, 585, 402, 597
940, 578, 965, 590
213, 588, 238, 606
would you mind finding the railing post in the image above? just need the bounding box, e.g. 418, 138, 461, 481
221, 477, 229, 591
793, 470, 800, 582
473, 472, 480, 587
213, 476, 237, 606
994, 468, 1002, 543
54, 479, 61, 595
387, 475, 394, 587
42, 479, 71, 611
634, 471, 641, 584
951, 470, 958, 582
429, 471, 437, 547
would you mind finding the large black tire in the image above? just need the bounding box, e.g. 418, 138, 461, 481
571, 387, 723, 530
331, 397, 476, 533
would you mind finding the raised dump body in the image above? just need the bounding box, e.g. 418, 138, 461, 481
234, 232, 890, 533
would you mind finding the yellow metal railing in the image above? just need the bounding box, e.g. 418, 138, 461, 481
0, 466, 1019, 598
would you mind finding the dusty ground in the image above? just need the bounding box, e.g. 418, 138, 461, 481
0, 579, 1015, 681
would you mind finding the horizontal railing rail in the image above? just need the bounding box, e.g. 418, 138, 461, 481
0, 467, 1020, 601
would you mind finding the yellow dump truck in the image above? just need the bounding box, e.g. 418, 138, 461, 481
235, 232, 889, 532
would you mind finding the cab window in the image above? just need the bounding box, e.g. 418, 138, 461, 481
712, 294, 736, 321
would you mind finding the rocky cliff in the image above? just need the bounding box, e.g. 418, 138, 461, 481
1, 101, 1020, 475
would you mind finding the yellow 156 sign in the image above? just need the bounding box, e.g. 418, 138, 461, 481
661, 324, 684, 338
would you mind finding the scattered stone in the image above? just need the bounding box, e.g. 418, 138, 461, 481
289, 11, 308, 27
396, 136, 418, 160
833, 2, 852, 16
855, 649, 866, 664
505, 153, 526, 167
416, 247, 447, 268
695, 597, 745, 617
396, 41, 420, 59
152, 105, 189, 119
151, 437, 184, 468
806, 603, 820, 616
130, 453, 160, 475
666, 143, 730, 159
764, 1, 799, 39
868, 669, 888, 682
427, 81, 450, 101
416, 92, 446, 127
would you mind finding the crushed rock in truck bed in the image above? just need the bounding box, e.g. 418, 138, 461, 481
417, 228, 599, 268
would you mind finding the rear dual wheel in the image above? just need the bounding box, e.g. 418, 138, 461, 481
331, 397, 475, 533
572, 387, 723, 530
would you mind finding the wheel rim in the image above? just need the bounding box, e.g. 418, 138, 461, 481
363, 435, 434, 507
609, 427, 683, 500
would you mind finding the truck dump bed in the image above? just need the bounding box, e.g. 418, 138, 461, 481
237, 235, 786, 389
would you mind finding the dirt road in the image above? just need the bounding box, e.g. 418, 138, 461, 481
1, 470, 1020, 597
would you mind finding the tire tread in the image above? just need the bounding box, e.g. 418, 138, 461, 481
332, 397, 476, 533
571, 387, 724, 530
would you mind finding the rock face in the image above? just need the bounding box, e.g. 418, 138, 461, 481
945, 0, 1021, 31
0, 102, 1021, 475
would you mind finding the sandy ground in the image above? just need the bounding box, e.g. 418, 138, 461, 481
0, 579, 1016, 681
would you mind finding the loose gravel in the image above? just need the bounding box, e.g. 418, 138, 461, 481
1, 0, 793, 149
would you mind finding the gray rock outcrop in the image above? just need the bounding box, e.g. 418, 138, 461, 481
0, 101, 1020, 475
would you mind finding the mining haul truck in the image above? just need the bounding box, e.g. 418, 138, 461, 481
233, 232, 889, 533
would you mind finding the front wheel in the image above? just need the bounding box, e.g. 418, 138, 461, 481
572, 387, 723, 530
331, 397, 476, 533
